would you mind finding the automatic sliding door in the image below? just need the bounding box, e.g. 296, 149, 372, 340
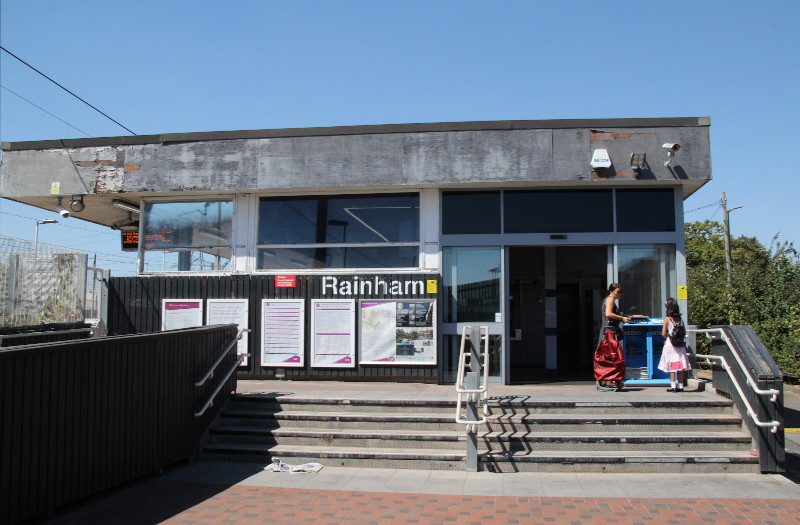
441, 247, 503, 383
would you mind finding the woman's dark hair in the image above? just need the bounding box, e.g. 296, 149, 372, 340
607, 283, 621, 295
665, 297, 681, 319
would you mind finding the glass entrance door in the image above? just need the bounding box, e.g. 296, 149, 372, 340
441, 247, 503, 383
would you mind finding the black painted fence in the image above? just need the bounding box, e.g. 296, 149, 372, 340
0, 322, 91, 347
710, 325, 785, 473
107, 274, 440, 382
0, 324, 239, 525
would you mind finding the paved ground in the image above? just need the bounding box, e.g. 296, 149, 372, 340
31, 380, 800, 525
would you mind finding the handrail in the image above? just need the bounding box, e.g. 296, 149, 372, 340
194, 352, 249, 417
194, 328, 249, 387
0, 328, 92, 341
691, 328, 780, 402
455, 325, 490, 429
691, 328, 780, 434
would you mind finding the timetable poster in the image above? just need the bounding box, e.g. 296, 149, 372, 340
310, 299, 355, 368
262, 299, 305, 367
161, 299, 203, 331
360, 300, 436, 365
206, 299, 249, 366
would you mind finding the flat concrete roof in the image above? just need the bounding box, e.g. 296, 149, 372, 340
1, 117, 711, 151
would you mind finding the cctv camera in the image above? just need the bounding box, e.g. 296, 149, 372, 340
56, 205, 70, 218
662, 143, 681, 151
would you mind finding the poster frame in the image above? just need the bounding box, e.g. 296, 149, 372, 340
206, 298, 250, 366
358, 298, 437, 365
161, 299, 203, 331
261, 298, 306, 368
310, 299, 356, 368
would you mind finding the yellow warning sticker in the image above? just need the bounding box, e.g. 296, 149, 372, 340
426, 279, 438, 294
677, 286, 688, 300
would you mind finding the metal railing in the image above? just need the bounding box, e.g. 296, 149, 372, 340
195, 328, 250, 417
691, 328, 780, 433
454, 325, 491, 471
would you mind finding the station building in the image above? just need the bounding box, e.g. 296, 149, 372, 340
0, 117, 712, 384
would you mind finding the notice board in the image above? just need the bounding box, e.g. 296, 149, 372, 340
359, 300, 436, 365
310, 299, 355, 368
206, 299, 249, 366
261, 299, 306, 367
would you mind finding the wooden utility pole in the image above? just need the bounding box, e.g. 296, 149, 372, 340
721, 192, 743, 323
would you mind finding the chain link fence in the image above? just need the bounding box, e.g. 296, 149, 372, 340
0, 236, 89, 327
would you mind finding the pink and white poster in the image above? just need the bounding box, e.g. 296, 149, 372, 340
207, 299, 250, 366
262, 299, 305, 367
161, 299, 203, 331
311, 299, 355, 368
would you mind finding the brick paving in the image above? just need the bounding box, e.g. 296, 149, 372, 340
41, 478, 800, 525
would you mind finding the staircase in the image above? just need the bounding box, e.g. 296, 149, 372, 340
202, 392, 759, 473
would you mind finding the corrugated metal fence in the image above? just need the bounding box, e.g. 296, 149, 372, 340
0, 324, 239, 524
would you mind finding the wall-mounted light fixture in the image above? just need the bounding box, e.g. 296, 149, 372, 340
112, 198, 140, 214
69, 195, 85, 213
630, 153, 646, 171
111, 212, 140, 231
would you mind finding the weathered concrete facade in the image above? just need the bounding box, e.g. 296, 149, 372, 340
0, 118, 712, 384
1, 118, 711, 228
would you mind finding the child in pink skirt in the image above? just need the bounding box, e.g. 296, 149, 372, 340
658, 298, 691, 392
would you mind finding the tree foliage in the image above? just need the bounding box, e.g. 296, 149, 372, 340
685, 220, 800, 375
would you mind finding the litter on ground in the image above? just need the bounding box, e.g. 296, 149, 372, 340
263, 459, 323, 473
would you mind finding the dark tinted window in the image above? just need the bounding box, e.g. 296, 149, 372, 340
442, 191, 501, 234
259, 193, 419, 244
616, 190, 675, 232
504, 190, 613, 233
258, 246, 418, 269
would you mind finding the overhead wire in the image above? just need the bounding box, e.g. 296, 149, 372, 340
1, 84, 92, 137
0, 46, 137, 135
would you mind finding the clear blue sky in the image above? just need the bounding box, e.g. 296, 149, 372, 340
1, 1, 798, 276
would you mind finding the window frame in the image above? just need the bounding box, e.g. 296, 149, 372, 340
139, 197, 235, 274
255, 191, 423, 271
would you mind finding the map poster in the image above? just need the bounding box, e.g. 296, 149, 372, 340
206, 299, 249, 366
360, 300, 436, 365
310, 299, 355, 368
262, 299, 305, 367
161, 299, 203, 331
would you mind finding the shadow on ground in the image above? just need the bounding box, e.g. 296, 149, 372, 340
29, 461, 264, 525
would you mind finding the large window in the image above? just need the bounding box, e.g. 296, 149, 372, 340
442, 191, 501, 234
442, 247, 501, 323
142, 200, 233, 271
504, 190, 613, 233
617, 244, 676, 318
616, 190, 675, 232
257, 193, 420, 269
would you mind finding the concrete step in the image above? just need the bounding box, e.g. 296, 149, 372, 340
230, 395, 736, 415
220, 410, 743, 433
200, 442, 759, 473
209, 426, 465, 449
230, 396, 457, 414
481, 431, 752, 452
484, 413, 744, 433
481, 450, 761, 473
201, 443, 466, 470
208, 425, 749, 452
